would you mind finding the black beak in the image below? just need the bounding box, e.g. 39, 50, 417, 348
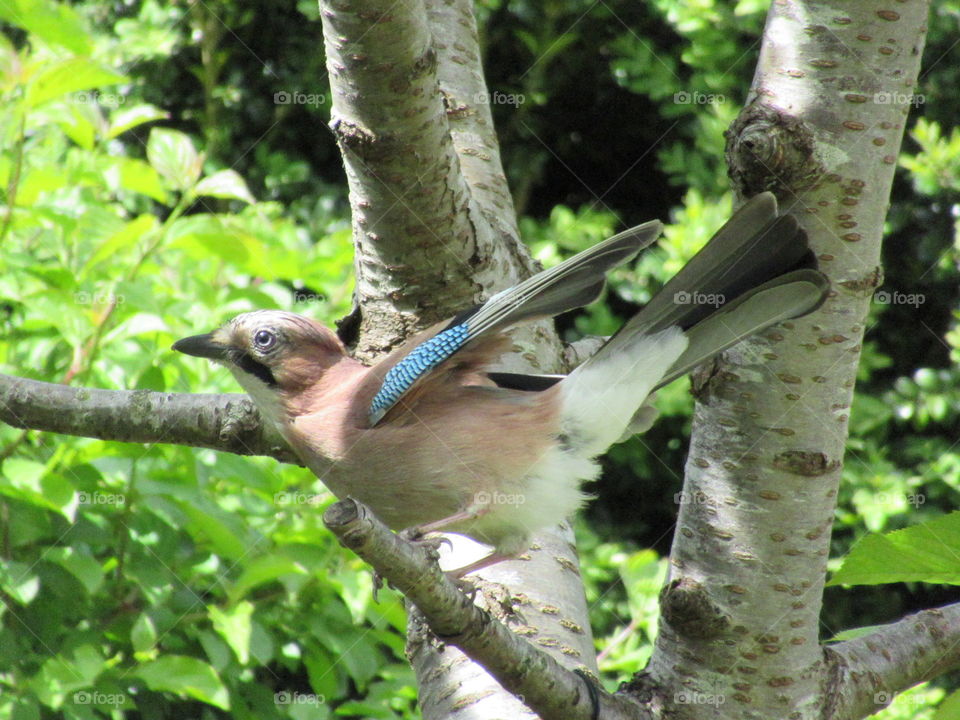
172, 333, 229, 361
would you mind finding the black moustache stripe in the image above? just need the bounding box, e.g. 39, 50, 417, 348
232, 351, 277, 387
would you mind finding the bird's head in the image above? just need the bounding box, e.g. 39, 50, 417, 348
173, 310, 348, 418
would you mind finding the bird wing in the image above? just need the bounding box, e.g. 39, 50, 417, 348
366, 220, 663, 425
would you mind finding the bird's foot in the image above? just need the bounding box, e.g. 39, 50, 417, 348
399, 526, 453, 558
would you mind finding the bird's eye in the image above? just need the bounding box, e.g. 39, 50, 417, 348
253, 329, 277, 351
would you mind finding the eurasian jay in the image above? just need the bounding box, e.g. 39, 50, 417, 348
173, 193, 829, 575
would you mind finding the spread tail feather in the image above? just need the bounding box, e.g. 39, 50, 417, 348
559, 193, 830, 453
653, 268, 829, 389
595, 192, 825, 364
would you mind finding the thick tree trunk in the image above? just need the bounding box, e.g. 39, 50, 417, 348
642, 2, 932, 718
318, 0, 599, 717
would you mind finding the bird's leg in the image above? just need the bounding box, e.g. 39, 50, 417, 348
410, 507, 489, 536
400, 506, 516, 579
447, 551, 513, 578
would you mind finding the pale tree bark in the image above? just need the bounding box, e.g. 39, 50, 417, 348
1, 1, 955, 719
319, 0, 598, 718
641, 1, 936, 719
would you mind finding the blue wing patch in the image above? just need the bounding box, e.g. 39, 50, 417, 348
369, 323, 471, 425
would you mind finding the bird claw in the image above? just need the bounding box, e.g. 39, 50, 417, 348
448, 573, 479, 599
372, 570, 386, 603
399, 527, 453, 559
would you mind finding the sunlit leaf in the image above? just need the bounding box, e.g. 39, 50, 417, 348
829, 512, 960, 586
209, 601, 254, 665
0, 0, 92, 54
146, 127, 202, 191
196, 169, 256, 204
107, 104, 168, 139
25, 57, 125, 108
137, 656, 229, 710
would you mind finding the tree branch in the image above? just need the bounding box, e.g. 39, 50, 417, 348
0, 373, 296, 463
323, 498, 648, 720
827, 603, 960, 719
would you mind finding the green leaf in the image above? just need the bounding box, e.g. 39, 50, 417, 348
103, 157, 168, 202
209, 601, 253, 665
58, 102, 97, 150
934, 689, 960, 720
826, 624, 891, 643
106, 104, 169, 139
0, 560, 40, 604
25, 57, 126, 108
198, 630, 232, 672
168, 214, 269, 272
0, 0, 91, 54
0, 458, 75, 517
45, 547, 104, 595
179, 502, 247, 560
849, 393, 894, 436
29, 646, 104, 709
146, 128, 202, 191
85, 214, 156, 273
829, 511, 960, 586
130, 613, 157, 653
16, 168, 70, 205
137, 656, 229, 710
620, 549, 667, 622
228, 554, 306, 603
9, 696, 40, 720
196, 169, 256, 204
